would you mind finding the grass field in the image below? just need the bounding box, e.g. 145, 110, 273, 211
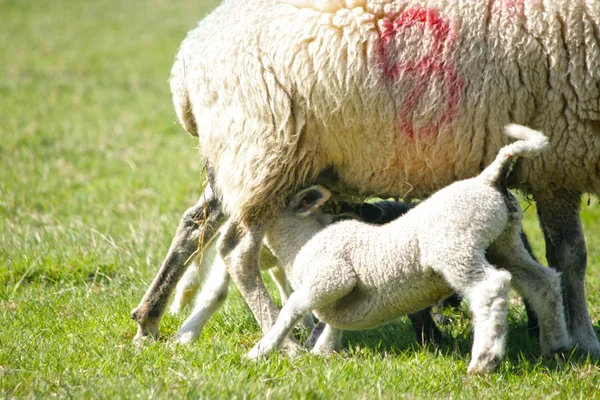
2, 0, 600, 397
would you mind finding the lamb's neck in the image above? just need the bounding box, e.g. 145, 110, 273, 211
264, 215, 324, 271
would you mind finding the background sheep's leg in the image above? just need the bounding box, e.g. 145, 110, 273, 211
311, 324, 343, 355
131, 185, 224, 341
217, 218, 300, 351
305, 321, 326, 349
407, 308, 443, 346
535, 189, 600, 357
175, 252, 230, 344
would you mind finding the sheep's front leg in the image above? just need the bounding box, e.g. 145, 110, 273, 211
175, 253, 230, 344
217, 219, 299, 352
131, 185, 224, 341
535, 189, 600, 357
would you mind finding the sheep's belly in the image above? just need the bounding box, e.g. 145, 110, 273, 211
313, 273, 454, 330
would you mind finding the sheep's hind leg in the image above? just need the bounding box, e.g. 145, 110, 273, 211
175, 252, 230, 344
218, 218, 300, 353
131, 184, 225, 341
439, 257, 511, 374
535, 189, 600, 357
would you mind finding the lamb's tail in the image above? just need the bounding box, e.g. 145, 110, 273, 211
479, 124, 549, 186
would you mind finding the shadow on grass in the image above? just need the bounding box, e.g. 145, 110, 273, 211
335, 314, 600, 372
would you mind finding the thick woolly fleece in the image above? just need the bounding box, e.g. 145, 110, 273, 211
248, 126, 570, 373
171, 0, 600, 222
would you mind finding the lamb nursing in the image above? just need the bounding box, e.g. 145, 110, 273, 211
132, 0, 600, 358
247, 125, 570, 373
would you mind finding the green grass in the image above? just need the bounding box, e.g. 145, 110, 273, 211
2, 0, 600, 397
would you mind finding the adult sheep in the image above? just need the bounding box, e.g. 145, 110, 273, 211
132, 0, 600, 356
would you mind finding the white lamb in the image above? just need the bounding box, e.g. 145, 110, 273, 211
246, 125, 570, 373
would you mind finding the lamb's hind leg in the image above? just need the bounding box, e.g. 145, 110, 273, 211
438, 256, 511, 374
487, 236, 570, 357
131, 184, 224, 341
535, 189, 600, 357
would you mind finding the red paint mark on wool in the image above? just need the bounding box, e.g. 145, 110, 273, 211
378, 7, 465, 139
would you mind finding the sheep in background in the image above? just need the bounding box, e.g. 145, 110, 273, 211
132, 0, 600, 357
247, 125, 570, 373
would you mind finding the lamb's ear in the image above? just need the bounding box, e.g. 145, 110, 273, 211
292, 185, 331, 216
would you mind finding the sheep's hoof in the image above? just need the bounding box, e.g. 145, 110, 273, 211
131, 313, 160, 344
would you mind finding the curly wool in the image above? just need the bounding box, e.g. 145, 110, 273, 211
171, 0, 600, 222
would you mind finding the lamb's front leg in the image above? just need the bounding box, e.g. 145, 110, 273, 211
311, 324, 343, 355
175, 254, 230, 344
217, 218, 302, 353
247, 289, 314, 360
248, 266, 358, 360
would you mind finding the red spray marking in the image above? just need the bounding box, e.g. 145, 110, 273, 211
378, 8, 465, 139
502, 0, 525, 15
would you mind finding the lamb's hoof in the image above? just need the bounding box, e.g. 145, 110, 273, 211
467, 365, 492, 375
173, 331, 195, 345
281, 336, 301, 356
467, 353, 501, 375
311, 346, 339, 356
246, 345, 267, 361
